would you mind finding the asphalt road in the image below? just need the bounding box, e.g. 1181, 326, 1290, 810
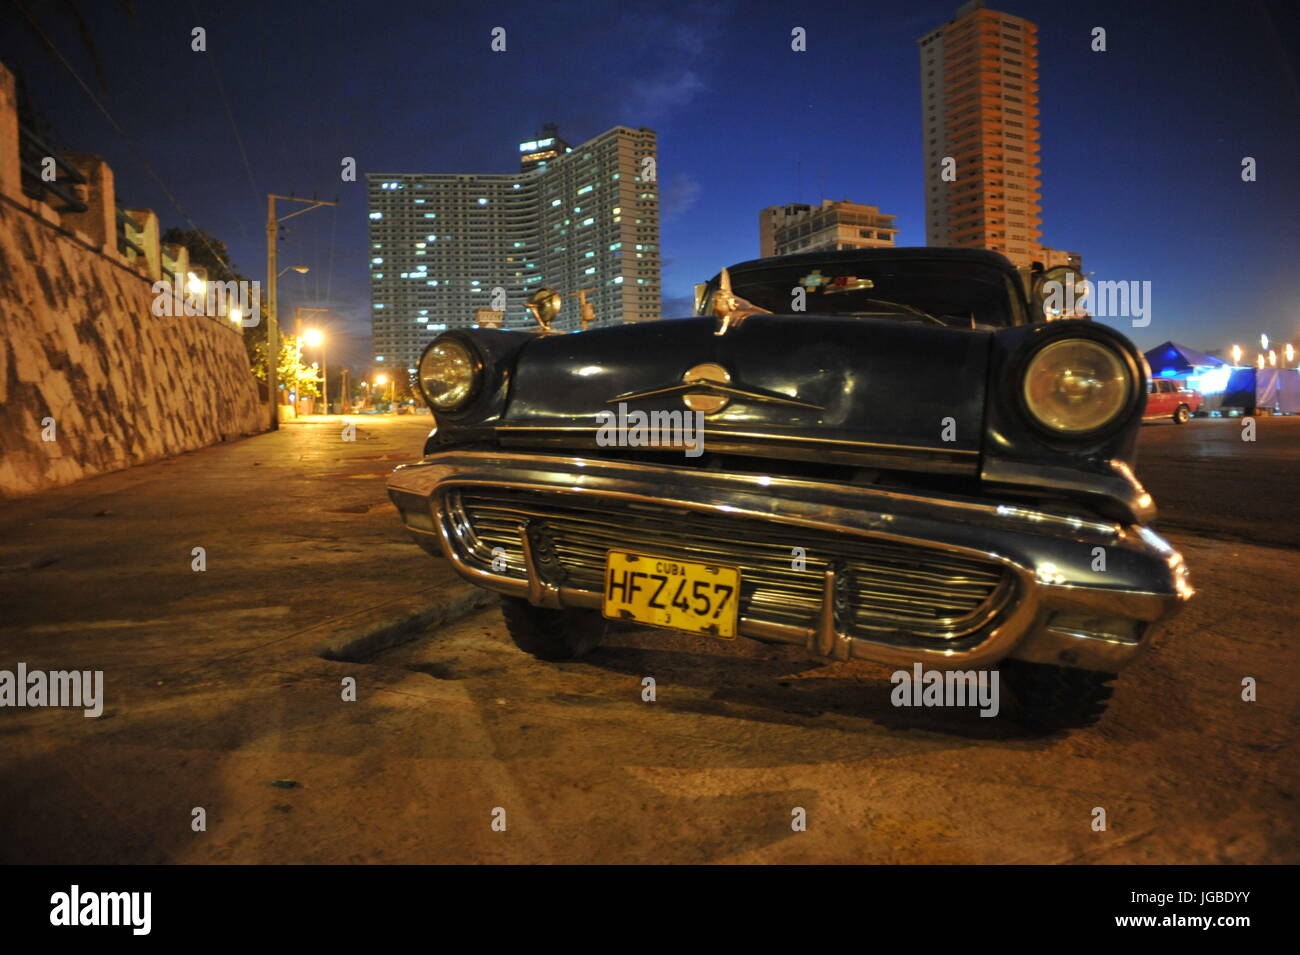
350, 415, 1300, 864
1137, 416, 1300, 549
0, 415, 1295, 863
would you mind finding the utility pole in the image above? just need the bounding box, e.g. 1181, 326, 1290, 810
266, 194, 337, 430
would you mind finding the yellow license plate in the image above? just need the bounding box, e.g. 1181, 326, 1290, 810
602, 550, 740, 639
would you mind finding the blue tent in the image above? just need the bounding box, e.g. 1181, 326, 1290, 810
1144, 341, 1229, 377
1221, 368, 1257, 409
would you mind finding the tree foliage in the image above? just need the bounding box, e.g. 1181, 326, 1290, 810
251, 335, 320, 400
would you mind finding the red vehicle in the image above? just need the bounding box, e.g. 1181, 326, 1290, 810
1144, 378, 1202, 423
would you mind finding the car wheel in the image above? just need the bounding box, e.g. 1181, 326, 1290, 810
500, 597, 603, 661
1001, 659, 1116, 732
1173, 404, 1190, 424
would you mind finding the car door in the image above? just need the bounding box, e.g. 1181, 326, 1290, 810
1147, 380, 1174, 416
1145, 380, 1163, 416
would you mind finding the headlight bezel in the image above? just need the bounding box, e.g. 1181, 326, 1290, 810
1015, 328, 1143, 441
415, 333, 485, 415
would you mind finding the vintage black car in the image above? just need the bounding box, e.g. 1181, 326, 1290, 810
386, 247, 1192, 730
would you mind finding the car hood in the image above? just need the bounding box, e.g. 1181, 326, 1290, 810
496, 314, 993, 475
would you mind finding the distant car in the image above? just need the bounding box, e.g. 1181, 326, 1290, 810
1144, 378, 1202, 424
387, 247, 1193, 731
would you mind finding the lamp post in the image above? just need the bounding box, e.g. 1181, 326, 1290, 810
266, 260, 309, 426
266, 193, 337, 430
303, 328, 327, 415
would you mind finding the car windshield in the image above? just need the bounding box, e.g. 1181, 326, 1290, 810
703, 259, 1025, 328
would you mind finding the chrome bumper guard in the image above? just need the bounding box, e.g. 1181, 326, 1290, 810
387, 451, 1192, 672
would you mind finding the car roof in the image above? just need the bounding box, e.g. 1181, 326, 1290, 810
718, 246, 1019, 278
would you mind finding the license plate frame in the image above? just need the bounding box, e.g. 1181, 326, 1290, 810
601, 549, 741, 639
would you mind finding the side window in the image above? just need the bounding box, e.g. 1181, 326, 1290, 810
1162, 380, 1177, 393
1147, 381, 1157, 394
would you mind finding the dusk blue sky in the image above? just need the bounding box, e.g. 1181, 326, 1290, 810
4, 0, 1297, 369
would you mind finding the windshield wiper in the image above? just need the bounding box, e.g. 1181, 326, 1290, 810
854, 298, 949, 326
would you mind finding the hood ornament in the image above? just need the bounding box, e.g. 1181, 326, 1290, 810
610, 363, 823, 415
711, 267, 771, 336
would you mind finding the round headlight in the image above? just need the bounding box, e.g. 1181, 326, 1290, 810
1022, 338, 1132, 434
418, 338, 479, 411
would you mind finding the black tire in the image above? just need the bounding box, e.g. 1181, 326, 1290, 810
1173, 404, 1190, 424
1001, 659, 1116, 732
501, 597, 603, 662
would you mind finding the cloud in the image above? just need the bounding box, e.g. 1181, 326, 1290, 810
660, 295, 697, 318
622, 70, 705, 123
661, 174, 702, 223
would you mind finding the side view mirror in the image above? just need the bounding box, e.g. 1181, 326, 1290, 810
1031, 266, 1090, 321
525, 287, 563, 332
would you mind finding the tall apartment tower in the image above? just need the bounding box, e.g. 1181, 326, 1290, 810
366, 125, 661, 375
919, 0, 1044, 269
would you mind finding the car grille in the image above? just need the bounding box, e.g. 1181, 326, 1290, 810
441, 487, 1014, 643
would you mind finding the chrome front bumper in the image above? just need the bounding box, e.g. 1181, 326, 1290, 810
387, 450, 1192, 672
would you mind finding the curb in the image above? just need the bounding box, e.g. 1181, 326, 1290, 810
318, 581, 499, 662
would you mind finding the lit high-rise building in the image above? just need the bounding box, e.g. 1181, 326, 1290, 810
920, 0, 1067, 270
366, 125, 661, 375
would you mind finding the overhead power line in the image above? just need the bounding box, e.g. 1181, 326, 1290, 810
14, 0, 234, 274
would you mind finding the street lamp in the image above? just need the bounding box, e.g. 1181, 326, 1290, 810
266, 193, 336, 430
264, 260, 311, 427
1231, 344, 1243, 366
375, 373, 393, 411
303, 328, 327, 415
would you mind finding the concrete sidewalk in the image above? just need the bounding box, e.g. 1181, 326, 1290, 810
0, 415, 481, 664
0, 416, 495, 862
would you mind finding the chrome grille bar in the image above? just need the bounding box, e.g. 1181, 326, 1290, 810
443, 487, 1014, 643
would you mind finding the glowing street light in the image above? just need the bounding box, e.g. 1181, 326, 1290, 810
1231, 344, 1243, 365
1268, 350, 1277, 367
1256, 354, 1265, 370
230, 306, 243, 325
1260, 334, 1269, 351
1286, 343, 1296, 364
302, 329, 327, 414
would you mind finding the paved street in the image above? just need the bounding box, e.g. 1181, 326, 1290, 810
0, 415, 1296, 863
